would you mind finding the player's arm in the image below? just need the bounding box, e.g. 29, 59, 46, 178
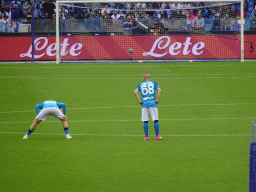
35, 103, 43, 115
57, 103, 66, 115
155, 87, 161, 104
134, 89, 143, 105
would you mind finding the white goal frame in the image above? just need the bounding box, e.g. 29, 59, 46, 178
56, 0, 244, 63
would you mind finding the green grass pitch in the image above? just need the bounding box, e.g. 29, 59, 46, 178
0, 62, 255, 191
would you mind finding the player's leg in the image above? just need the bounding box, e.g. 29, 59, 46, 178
52, 108, 72, 139
143, 121, 149, 140
23, 108, 50, 139
149, 107, 162, 140
154, 120, 162, 140
30, 118, 41, 131
142, 108, 150, 140
23, 118, 41, 139
60, 115, 72, 139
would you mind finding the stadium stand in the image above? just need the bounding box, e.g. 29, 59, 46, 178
0, 1, 256, 33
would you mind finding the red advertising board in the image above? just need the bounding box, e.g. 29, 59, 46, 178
0, 35, 255, 61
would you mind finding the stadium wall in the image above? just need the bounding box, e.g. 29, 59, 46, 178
0, 35, 256, 61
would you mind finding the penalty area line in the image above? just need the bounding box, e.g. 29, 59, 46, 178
0, 103, 255, 114
0, 76, 255, 80
0, 132, 250, 137
0, 117, 255, 124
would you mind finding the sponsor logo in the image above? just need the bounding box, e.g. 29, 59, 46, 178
20, 37, 83, 59
143, 36, 205, 58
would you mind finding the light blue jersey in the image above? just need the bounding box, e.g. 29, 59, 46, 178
42, 100, 59, 108
136, 81, 159, 108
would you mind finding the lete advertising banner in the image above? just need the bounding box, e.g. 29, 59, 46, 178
0, 35, 256, 61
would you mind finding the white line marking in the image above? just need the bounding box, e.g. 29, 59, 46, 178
0, 117, 255, 124
0, 76, 255, 80
0, 110, 34, 114
0, 132, 250, 137
44, 74, 256, 76
69, 103, 256, 110
0, 74, 255, 78
159, 103, 256, 107
0, 103, 255, 114
0, 64, 256, 69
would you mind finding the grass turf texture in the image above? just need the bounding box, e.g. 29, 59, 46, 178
0, 62, 255, 191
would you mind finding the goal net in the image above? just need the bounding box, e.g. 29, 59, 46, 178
56, 0, 244, 63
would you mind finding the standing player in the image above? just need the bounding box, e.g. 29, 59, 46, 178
23, 100, 72, 139
134, 72, 162, 140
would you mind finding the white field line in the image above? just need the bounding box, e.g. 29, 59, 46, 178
0, 117, 255, 124
29, 73, 256, 76
0, 76, 255, 80
69, 103, 256, 110
0, 103, 255, 114
0, 110, 35, 114
0, 64, 256, 68
0, 73, 255, 78
0, 131, 250, 137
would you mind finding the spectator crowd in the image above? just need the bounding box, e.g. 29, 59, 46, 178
1, 0, 256, 33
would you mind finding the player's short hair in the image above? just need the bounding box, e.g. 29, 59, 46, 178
143, 72, 150, 78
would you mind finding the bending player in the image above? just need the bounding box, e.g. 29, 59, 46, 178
23, 100, 72, 139
134, 72, 162, 140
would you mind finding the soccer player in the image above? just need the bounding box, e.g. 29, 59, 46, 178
23, 100, 72, 139
134, 72, 162, 140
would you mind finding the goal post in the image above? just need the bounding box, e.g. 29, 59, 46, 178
241, 0, 244, 62
56, 0, 244, 63
56, 1, 60, 64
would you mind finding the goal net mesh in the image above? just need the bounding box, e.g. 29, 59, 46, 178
57, 1, 242, 62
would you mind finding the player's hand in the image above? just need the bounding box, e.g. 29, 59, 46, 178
139, 101, 143, 105
155, 100, 159, 104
